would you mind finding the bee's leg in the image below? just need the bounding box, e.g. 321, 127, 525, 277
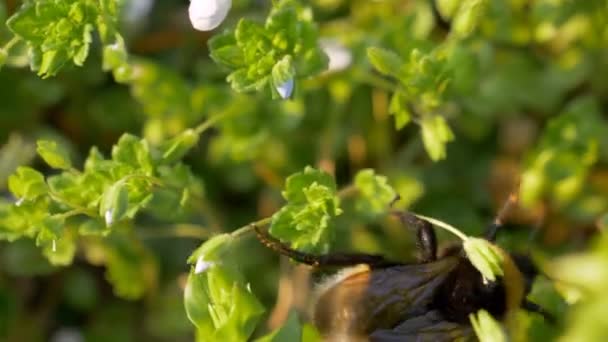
253, 225, 398, 267
485, 192, 519, 241
522, 300, 556, 324
391, 211, 437, 262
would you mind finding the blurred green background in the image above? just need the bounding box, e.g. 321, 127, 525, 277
1, 0, 608, 341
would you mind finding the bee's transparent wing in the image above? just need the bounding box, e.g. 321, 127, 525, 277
369, 310, 473, 341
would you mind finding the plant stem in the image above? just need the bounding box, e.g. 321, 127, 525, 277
2, 36, 21, 53
230, 217, 273, 239
414, 213, 468, 241
137, 224, 211, 240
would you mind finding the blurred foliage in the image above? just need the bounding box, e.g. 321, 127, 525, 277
0, 0, 607, 341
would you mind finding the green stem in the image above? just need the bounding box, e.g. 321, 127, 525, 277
137, 224, 211, 240
353, 68, 398, 91
48, 191, 97, 217
414, 213, 468, 241
194, 108, 233, 135
337, 184, 358, 199
230, 217, 273, 239
2, 36, 21, 53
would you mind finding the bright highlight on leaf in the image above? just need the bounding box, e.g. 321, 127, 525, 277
470, 309, 506, 342
463, 238, 504, 282
37, 140, 72, 170
189, 0, 232, 31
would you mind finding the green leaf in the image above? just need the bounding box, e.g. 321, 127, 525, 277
6, 1, 100, 77
420, 115, 454, 161
389, 92, 411, 130
270, 167, 341, 253
42, 232, 76, 266
207, 2, 326, 96
255, 311, 301, 342
102, 234, 157, 300
452, 0, 487, 38
354, 169, 397, 216
8, 166, 47, 201
99, 180, 129, 227
102, 34, 132, 83
470, 309, 506, 342
36, 140, 72, 170
367, 47, 402, 77
35, 215, 64, 248
463, 238, 504, 282
519, 97, 606, 207
281, 166, 336, 204
112, 134, 153, 173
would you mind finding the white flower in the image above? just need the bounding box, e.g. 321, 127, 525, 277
189, 0, 232, 31
320, 38, 352, 72
276, 78, 294, 99
104, 209, 114, 227
15, 198, 24, 206
194, 256, 214, 274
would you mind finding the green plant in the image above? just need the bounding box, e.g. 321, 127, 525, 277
0, 0, 607, 340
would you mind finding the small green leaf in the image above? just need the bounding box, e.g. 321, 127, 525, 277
470, 309, 506, 342
35, 215, 64, 248
112, 134, 153, 173
99, 180, 129, 227
8, 166, 47, 201
282, 166, 336, 204
367, 47, 402, 77
389, 92, 411, 130
463, 238, 504, 282
270, 167, 341, 253
103, 234, 157, 300
36, 140, 72, 170
354, 169, 396, 216
42, 232, 76, 266
420, 115, 454, 161
452, 0, 487, 38
255, 311, 301, 342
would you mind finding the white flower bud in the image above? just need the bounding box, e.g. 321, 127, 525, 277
189, 0, 232, 31
276, 78, 294, 99
104, 209, 114, 227
320, 39, 352, 72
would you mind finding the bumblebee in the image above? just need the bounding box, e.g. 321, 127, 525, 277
254, 195, 552, 341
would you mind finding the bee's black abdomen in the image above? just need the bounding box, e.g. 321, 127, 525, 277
432, 257, 507, 323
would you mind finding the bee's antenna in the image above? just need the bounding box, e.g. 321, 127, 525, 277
485, 190, 519, 241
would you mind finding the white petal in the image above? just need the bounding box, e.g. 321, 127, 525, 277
320, 39, 352, 72
105, 209, 114, 227
15, 198, 24, 206
276, 78, 294, 99
194, 256, 214, 274
189, 0, 232, 31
